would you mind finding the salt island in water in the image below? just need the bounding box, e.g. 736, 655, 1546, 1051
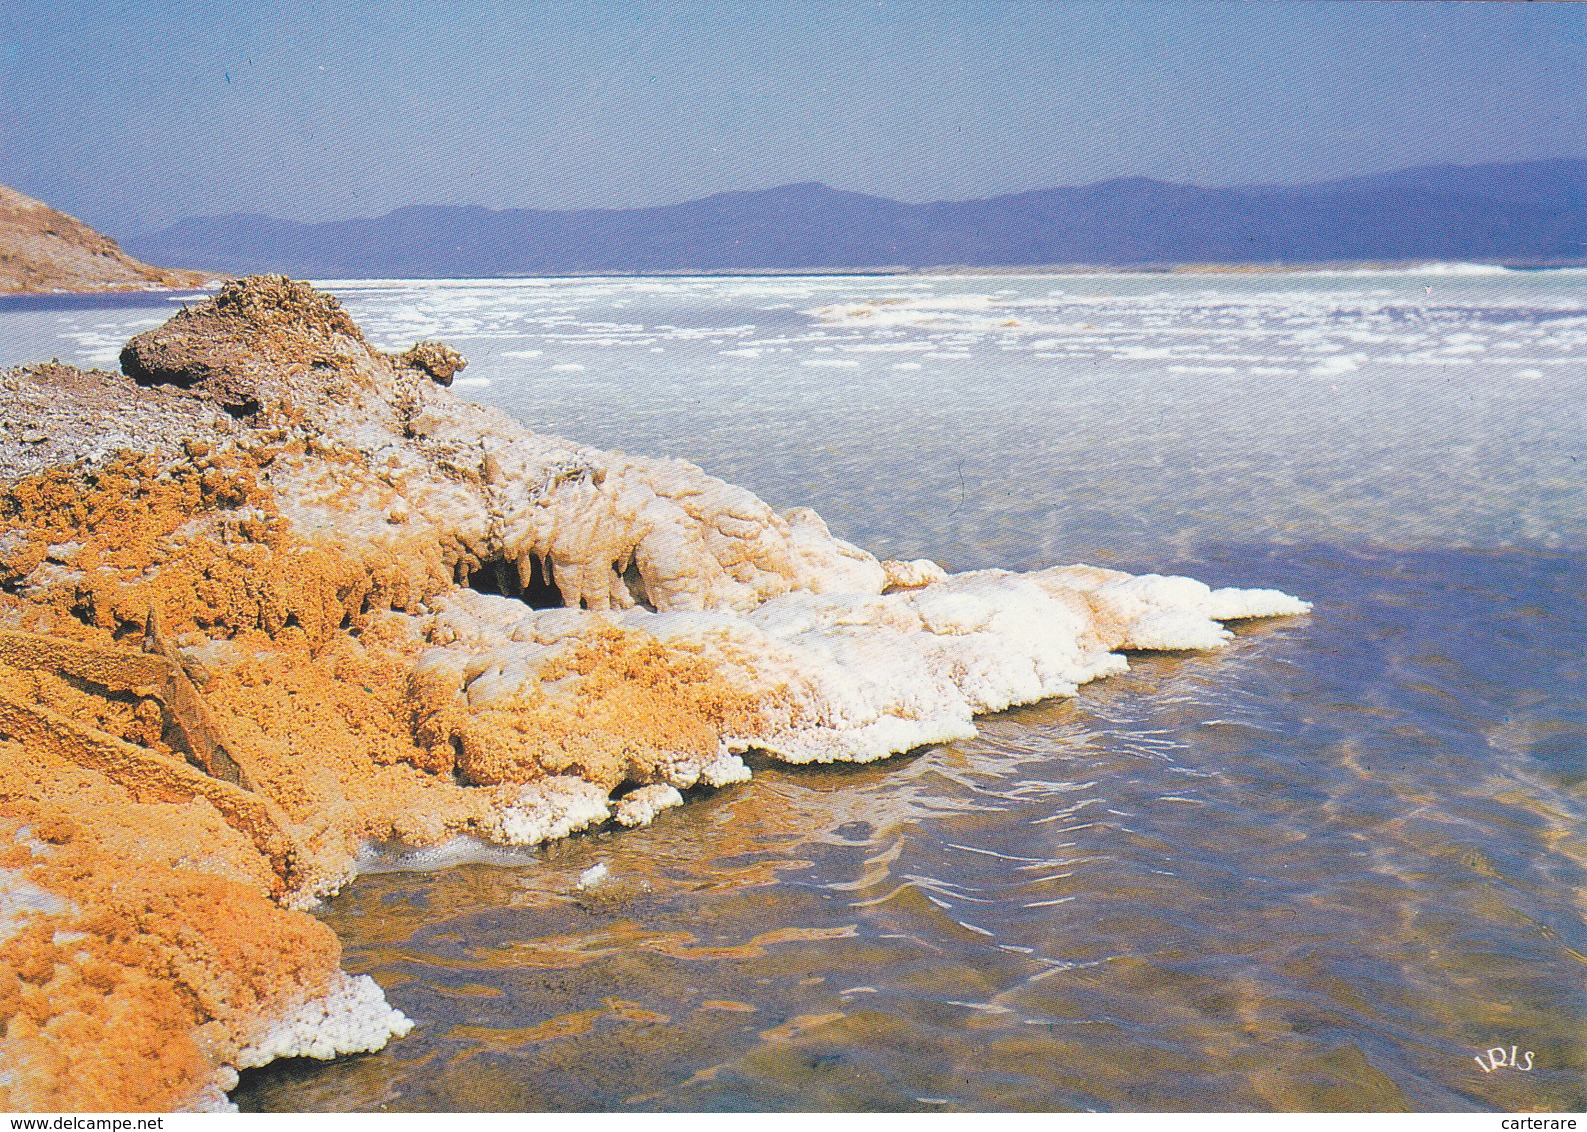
0, 276, 1310, 1110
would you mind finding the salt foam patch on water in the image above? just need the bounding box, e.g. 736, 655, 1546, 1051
353, 836, 542, 875
1302, 262, 1515, 277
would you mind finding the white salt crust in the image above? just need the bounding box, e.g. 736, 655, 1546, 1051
182, 973, 415, 1112
423, 564, 1310, 769
614, 784, 685, 828
479, 776, 614, 846
232, 971, 414, 1072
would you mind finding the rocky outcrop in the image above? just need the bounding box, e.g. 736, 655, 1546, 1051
0, 276, 1309, 1109
0, 184, 212, 295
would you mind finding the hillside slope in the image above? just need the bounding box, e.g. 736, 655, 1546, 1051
0, 183, 211, 294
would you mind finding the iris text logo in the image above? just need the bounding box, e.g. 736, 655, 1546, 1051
1475, 1045, 1535, 1073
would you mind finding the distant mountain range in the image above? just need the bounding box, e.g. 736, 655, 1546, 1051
126, 159, 1587, 278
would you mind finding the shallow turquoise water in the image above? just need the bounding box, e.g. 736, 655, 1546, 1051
3, 272, 1583, 1111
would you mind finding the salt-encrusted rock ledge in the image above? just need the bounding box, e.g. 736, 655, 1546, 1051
0, 276, 1308, 1110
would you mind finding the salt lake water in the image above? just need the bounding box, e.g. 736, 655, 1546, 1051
2, 270, 1582, 1111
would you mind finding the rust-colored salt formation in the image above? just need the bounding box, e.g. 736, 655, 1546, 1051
0, 276, 1308, 1110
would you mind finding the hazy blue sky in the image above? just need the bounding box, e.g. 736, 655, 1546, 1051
2, 1, 1582, 237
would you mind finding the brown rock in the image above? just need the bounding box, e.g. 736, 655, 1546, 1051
119, 275, 376, 418
395, 340, 467, 386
